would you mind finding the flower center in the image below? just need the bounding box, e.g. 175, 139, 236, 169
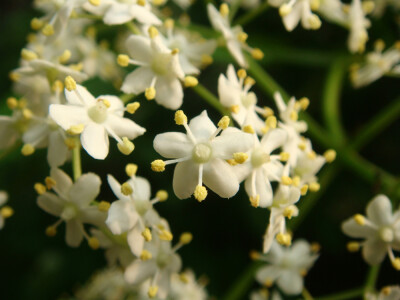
241, 91, 257, 108
192, 143, 212, 164
151, 53, 172, 75
61, 204, 78, 221
251, 147, 270, 168
87, 101, 108, 123
134, 199, 151, 216
379, 226, 394, 243
156, 252, 172, 269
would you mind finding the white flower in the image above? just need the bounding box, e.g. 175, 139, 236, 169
347, 0, 370, 54
317, 0, 347, 26
342, 194, 400, 269
37, 168, 106, 247
207, 3, 262, 68
268, 0, 322, 31
250, 289, 282, 300
83, 0, 161, 26
152, 110, 254, 201
218, 64, 266, 134
49, 82, 145, 159
350, 41, 400, 88
169, 271, 208, 300
0, 191, 13, 230
120, 30, 185, 110
256, 240, 318, 295
365, 286, 400, 300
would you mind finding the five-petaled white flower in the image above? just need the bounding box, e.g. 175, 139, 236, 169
49, 80, 145, 159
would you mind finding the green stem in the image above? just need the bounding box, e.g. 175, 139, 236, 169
351, 96, 400, 150
120, 93, 135, 104
72, 137, 82, 181
322, 58, 347, 145
221, 261, 263, 300
192, 84, 230, 116
303, 287, 314, 300
125, 22, 140, 35
364, 265, 380, 294
314, 287, 364, 300
234, 1, 269, 26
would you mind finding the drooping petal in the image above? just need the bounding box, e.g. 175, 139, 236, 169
65, 219, 84, 247
154, 77, 183, 110
153, 132, 193, 159
203, 158, 239, 198
121, 67, 154, 94
282, 3, 302, 31
106, 200, 138, 234
47, 131, 68, 167
362, 238, 387, 265
81, 122, 109, 160
244, 169, 273, 207
126, 35, 152, 63
68, 173, 101, 207
173, 161, 198, 199
226, 38, 247, 68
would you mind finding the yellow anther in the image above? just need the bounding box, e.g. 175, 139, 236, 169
226, 159, 237, 166
179, 232, 193, 244
67, 124, 85, 135
157, 224, 165, 230
121, 182, 133, 195
98, 98, 110, 108
19, 98, 27, 109
34, 183, 47, 195
64, 138, 76, 150
219, 3, 229, 16
382, 286, 392, 296
89, 0, 101, 6
244, 76, 256, 86
392, 258, 400, 271
283, 206, 296, 219
42, 23, 54, 36
45, 176, 57, 189
347, 241, 360, 252
276, 232, 292, 246
184, 76, 198, 87
264, 278, 274, 288
394, 41, 400, 50
171, 48, 179, 55
374, 39, 385, 52
156, 190, 168, 201
164, 18, 174, 29
194, 185, 207, 202
6, 97, 18, 110
159, 229, 173, 241
309, 14, 322, 30
309, 182, 320, 192
237, 69, 247, 79
362, 1, 375, 14
281, 176, 292, 185
298, 97, 310, 110
290, 111, 298, 121
145, 87, 156, 100
243, 125, 255, 134
88, 237, 100, 250
117, 137, 135, 155
70, 62, 83, 71
151, 160, 166, 172
31, 18, 44, 30
218, 116, 230, 129
117, 54, 130, 67
279, 4, 292, 16
310, 242, 321, 252
301, 184, 308, 196
249, 250, 260, 260
52, 80, 64, 93
310, 0, 320, 10
179, 273, 189, 283
58, 49, 71, 64
280, 152, 290, 162
237, 32, 248, 43
148, 286, 158, 298
126, 163, 138, 177
292, 176, 300, 187
22, 108, 33, 120
140, 250, 153, 261
251, 48, 264, 60
229, 105, 240, 114
249, 195, 260, 208
262, 107, 273, 118
1, 206, 13, 218
354, 214, 365, 226
298, 142, 306, 150
299, 269, 308, 277
98, 201, 111, 212
45, 226, 57, 237
233, 152, 248, 164
137, 0, 146, 6
126, 102, 140, 114
307, 151, 317, 160
266, 116, 277, 129
148, 26, 159, 38
324, 149, 336, 163
64, 76, 77, 91
142, 228, 152, 241
9, 72, 20, 82
21, 48, 38, 61
21, 144, 35, 156
201, 54, 213, 66
175, 110, 187, 125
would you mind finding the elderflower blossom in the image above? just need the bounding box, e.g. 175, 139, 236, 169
342, 194, 400, 270
255, 240, 319, 295
152, 110, 254, 202
0, 191, 13, 230
346, 0, 371, 54
49, 80, 145, 159
37, 168, 106, 247
365, 286, 400, 300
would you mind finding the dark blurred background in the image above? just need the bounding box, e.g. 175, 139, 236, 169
0, 1, 399, 299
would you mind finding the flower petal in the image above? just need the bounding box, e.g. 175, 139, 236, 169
65, 219, 83, 247
277, 270, 303, 295
154, 77, 183, 110
212, 127, 254, 159
106, 200, 138, 234
49, 105, 89, 130
81, 123, 109, 160
173, 161, 198, 199
130, 176, 151, 202
65, 85, 96, 106
121, 67, 154, 94
188, 111, 216, 142
260, 128, 287, 154
106, 114, 146, 140
341, 218, 376, 238
47, 131, 68, 167
366, 194, 394, 225
126, 35, 152, 63
362, 238, 387, 265
203, 158, 239, 198
153, 132, 193, 159
68, 173, 101, 206
103, 3, 134, 25
127, 226, 145, 257
50, 168, 73, 197
124, 260, 157, 284
244, 169, 273, 207
37, 193, 64, 216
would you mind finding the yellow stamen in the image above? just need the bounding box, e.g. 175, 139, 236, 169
249, 195, 260, 208
249, 250, 260, 260
89, 0, 101, 6
21, 49, 38, 61
45, 176, 57, 190
121, 182, 133, 195
184, 76, 198, 87
382, 286, 391, 296
362, 1, 375, 14
145, 87, 156, 100
226, 159, 237, 166
237, 69, 247, 79
22, 108, 33, 120
290, 111, 298, 121
298, 142, 306, 150
219, 3, 229, 16
64, 138, 76, 150
307, 151, 317, 160
347, 241, 360, 252
67, 124, 84, 135
279, 4, 292, 16
164, 18, 174, 29
137, 0, 146, 5
125, 163, 138, 177
126, 102, 140, 114
179, 232, 193, 244
179, 273, 189, 283
117, 54, 130, 67
9, 72, 20, 82
310, 242, 321, 252
244, 76, 255, 86
310, 0, 320, 10
218, 116, 230, 129
52, 80, 64, 93
159, 229, 173, 241
140, 250, 152, 261
88, 237, 100, 250
151, 160, 165, 172
280, 152, 290, 162
64, 76, 77, 91
324, 149, 336, 163
233, 152, 248, 164
201, 54, 213, 66
354, 214, 365, 226
281, 176, 292, 185
175, 110, 187, 125
283, 206, 296, 219
34, 183, 47, 195
251, 48, 264, 60
148, 26, 159, 38
1, 206, 13, 218
309, 182, 320, 192
237, 32, 248, 43
298, 97, 310, 110
156, 190, 168, 201
142, 228, 152, 241
6, 97, 18, 110
392, 258, 400, 271
21, 144, 35, 156
308, 14, 322, 30
276, 232, 292, 246
45, 226, 57, 237
30, 18, 44, 30
230, 105, 240, 114
264, 278, 273, 287
194, 185, 207, 202
243, 125, 255, 134
58, 49, 71, 64
98, 201, 110, 212
148, 286, 158, 298
292, 176, 300, 187
266, 116, 277, 129
42, 24, 54, 36
301, 184, 308, 196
